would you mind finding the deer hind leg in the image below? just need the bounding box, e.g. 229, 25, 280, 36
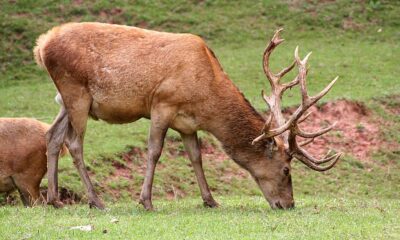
46, 107, 69, 208
63, 90, 105, 209
139, 106, 173, 210
10, 174, 41, 207
181, 133, 219, 208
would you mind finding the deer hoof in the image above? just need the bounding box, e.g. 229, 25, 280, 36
48, 200, 64, 209
139, 199, 154, 211
89, 199, 105, 210
203, 198, 219, 208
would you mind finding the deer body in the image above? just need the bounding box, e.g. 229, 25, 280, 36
37, 23, 213, 126
0, 118, 67, 206
35, 23, 339, 210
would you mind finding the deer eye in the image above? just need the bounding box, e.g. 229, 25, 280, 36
283, 167, 290, 176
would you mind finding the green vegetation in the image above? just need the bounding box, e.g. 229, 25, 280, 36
0, 196, 399, 239
0, 0, 399, 238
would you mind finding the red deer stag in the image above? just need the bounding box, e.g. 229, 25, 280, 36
0, 118, 67, 206
34, 23, 340, 210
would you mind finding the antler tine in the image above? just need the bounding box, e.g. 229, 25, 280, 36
252, 133, 266, 145
261, 114, 274, 134
293, 152, 341, 171
263, 28, 300, 86
298, 111, 313, 123
294, 122, 337, 138
295, 46, 312, 65
299, 138, 314, 146
309, 76, 339, 105
263, 28, 285, 83
282, 75, 299, 91
288, 130, 339, 165
261, 89, 273, 109
276, 60, 296, 79
296, 46, 339, 110
298, 147, 340, 164
251, 114, 274, 145
296, 47, 313, 106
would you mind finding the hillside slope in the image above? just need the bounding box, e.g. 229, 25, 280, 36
0, 0, 399, 204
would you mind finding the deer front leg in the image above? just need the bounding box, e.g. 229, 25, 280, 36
181, 133, 219, 208
139, 109, 170, 210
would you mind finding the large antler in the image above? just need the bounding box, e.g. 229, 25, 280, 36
253, 29, 341, 171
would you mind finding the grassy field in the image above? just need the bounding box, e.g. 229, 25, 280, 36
0, 196, 399, 239
0, 0, 400, 239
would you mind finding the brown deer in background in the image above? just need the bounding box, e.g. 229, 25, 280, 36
0, 118, 68, 206
34, 23, 340, 210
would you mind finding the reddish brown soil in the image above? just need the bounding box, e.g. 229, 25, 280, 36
40, 187, 81, 205
104, 138, 230, 199
284, 99, 397, 161
286, 100, 383, 160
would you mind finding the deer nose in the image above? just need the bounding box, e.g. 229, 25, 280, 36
288, 200, 295, 209
274, 201, 283, 209
274, 200, 295, 209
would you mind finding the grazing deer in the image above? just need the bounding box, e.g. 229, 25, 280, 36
0, 118, 67, 206
34, 23, 340, 210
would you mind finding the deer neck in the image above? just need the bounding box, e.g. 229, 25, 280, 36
204, 87, 268, 168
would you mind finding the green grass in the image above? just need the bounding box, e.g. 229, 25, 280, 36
0, 196, 399, 239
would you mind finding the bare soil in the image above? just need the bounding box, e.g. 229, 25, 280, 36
41, 187, 81, 205
285, 99, 398, 161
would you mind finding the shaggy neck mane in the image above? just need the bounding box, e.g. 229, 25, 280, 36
205, 82, 269, 166
203, 46, 269, 165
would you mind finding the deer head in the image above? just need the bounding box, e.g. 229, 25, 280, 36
251, 29, 341, 209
